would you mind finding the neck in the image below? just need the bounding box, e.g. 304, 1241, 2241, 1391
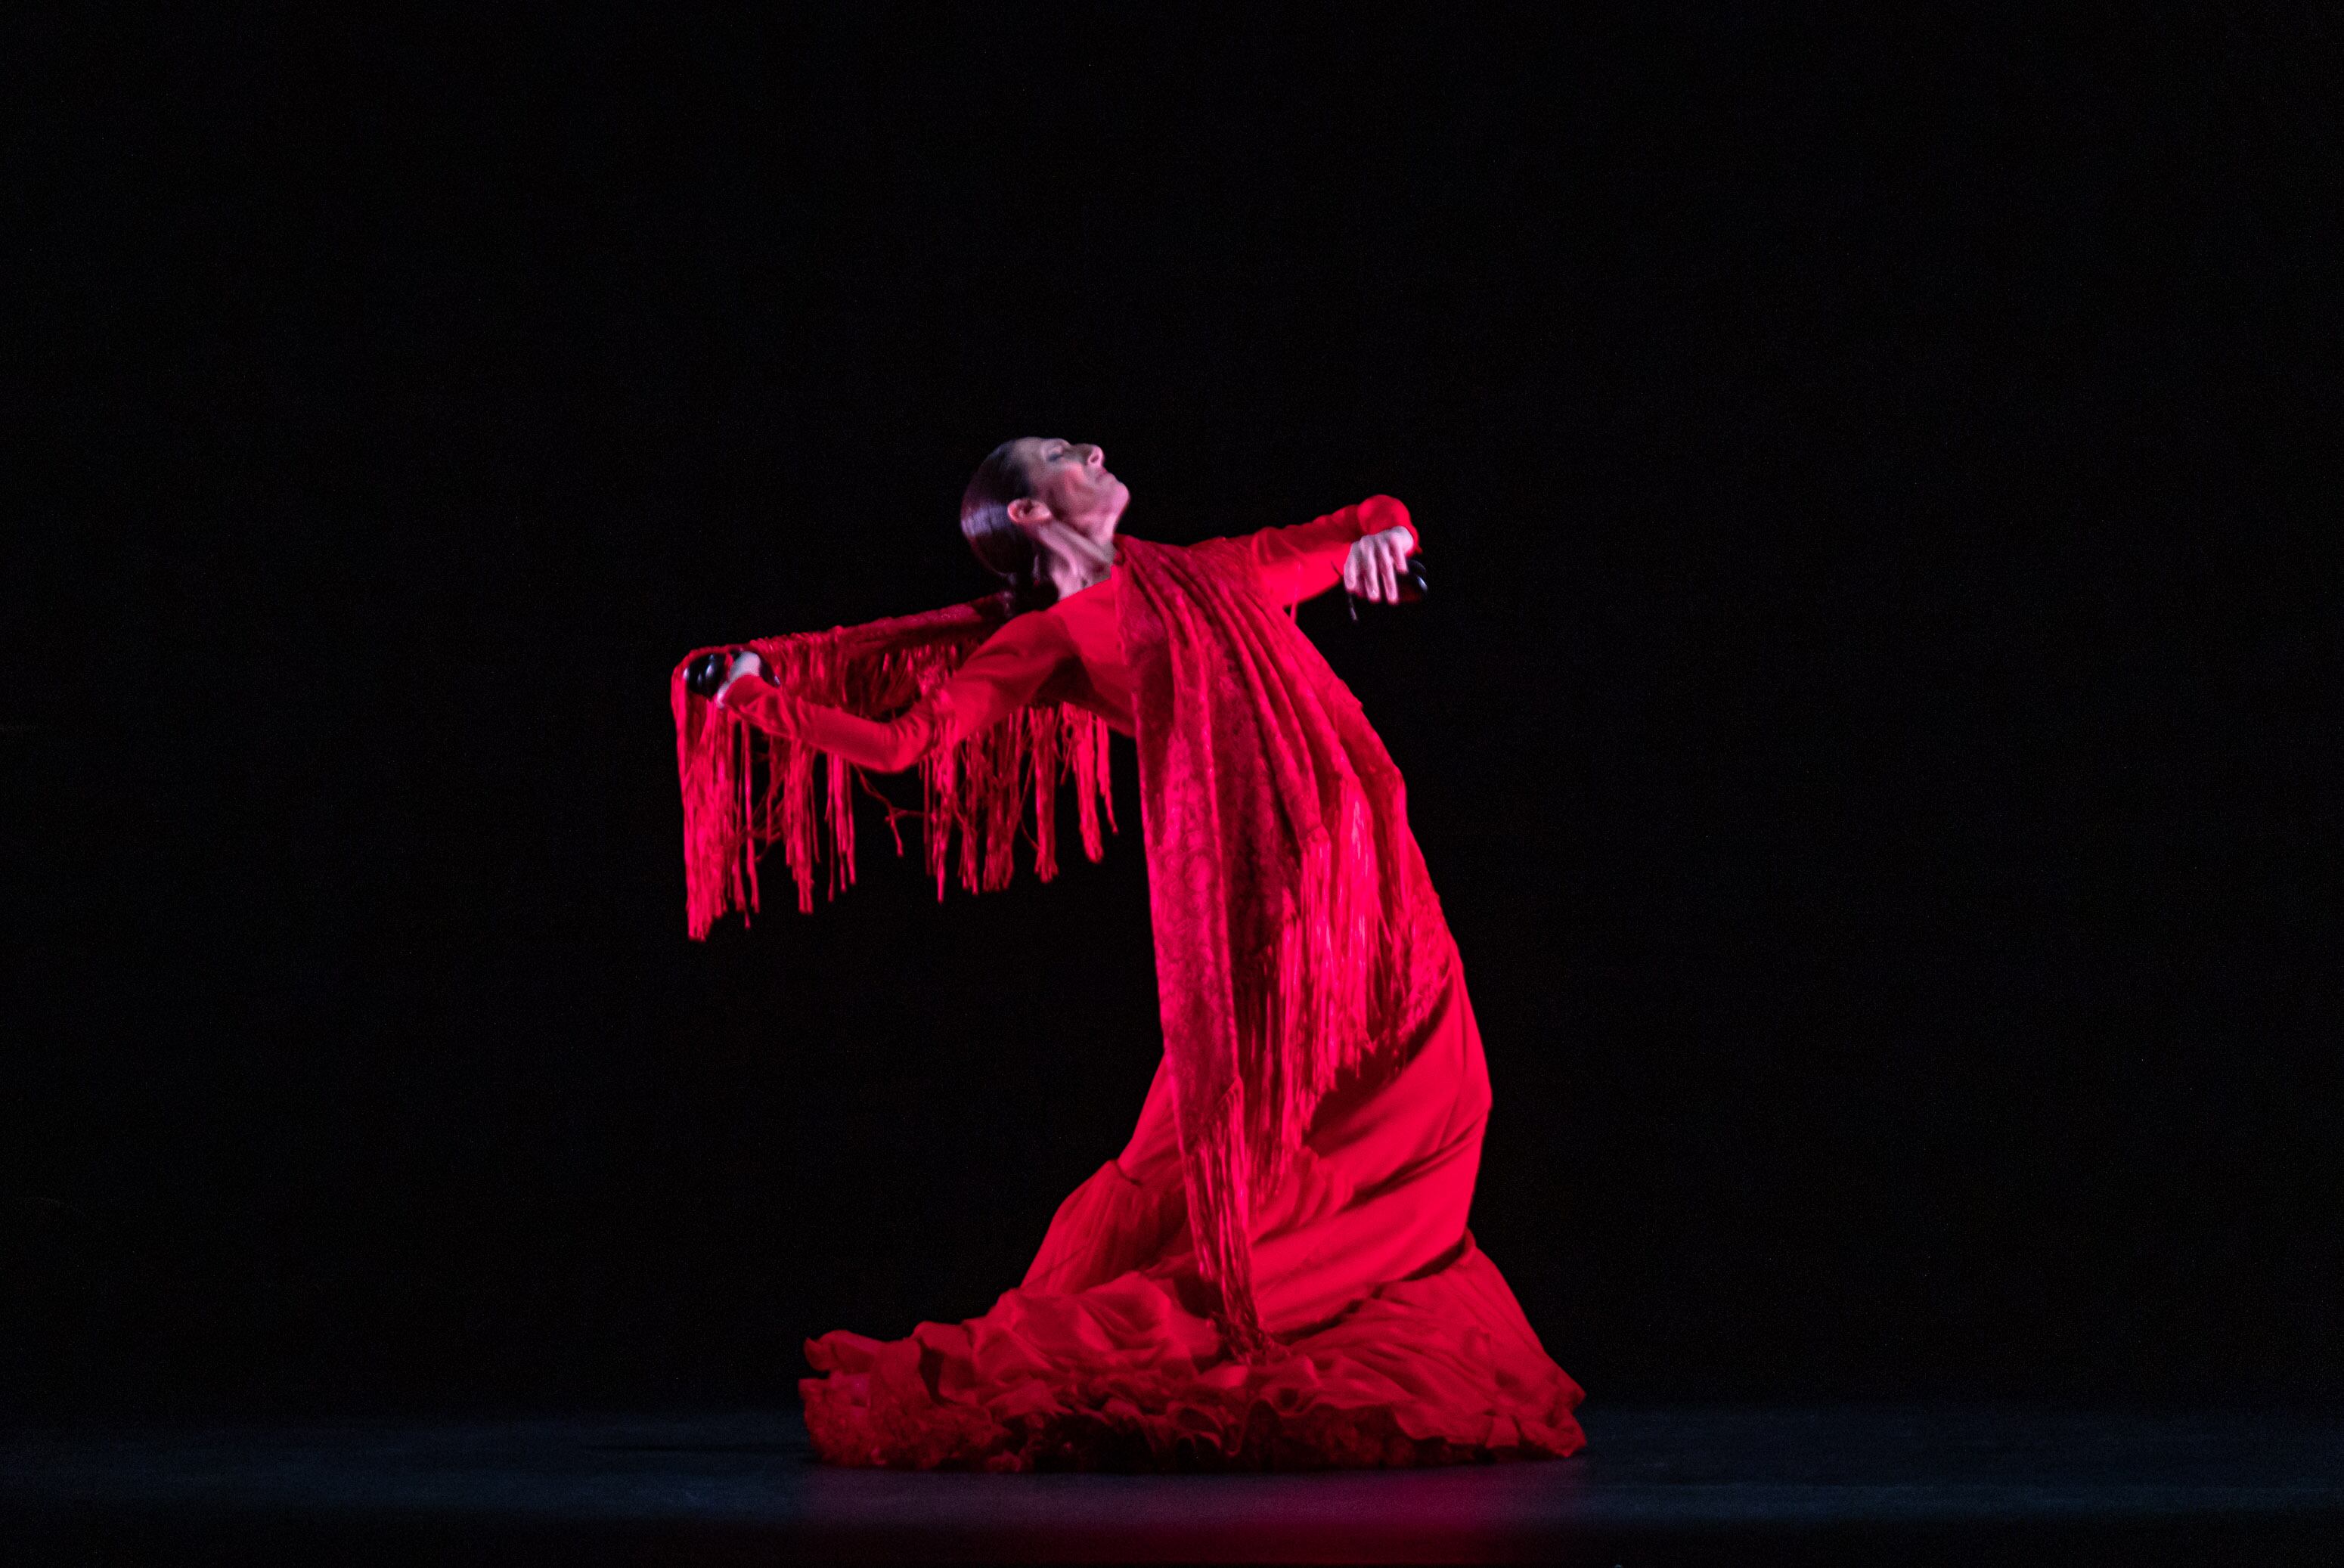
1046, 550, 1111, 600
1037, 521, 1117, 599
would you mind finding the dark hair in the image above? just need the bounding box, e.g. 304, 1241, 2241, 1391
960, 438, 1058, 615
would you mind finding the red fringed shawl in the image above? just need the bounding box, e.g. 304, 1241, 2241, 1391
670, 598, 1117, 932
672, 537, 1447, 1361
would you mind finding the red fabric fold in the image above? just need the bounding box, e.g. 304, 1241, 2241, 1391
800, 1231, 1581, 1472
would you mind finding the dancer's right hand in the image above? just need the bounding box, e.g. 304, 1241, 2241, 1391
1344, 525, 1418, 603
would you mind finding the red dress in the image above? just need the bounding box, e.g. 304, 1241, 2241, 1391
721, 500, 1587, 1470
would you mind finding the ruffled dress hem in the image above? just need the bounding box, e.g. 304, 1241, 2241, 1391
798, 1224, 1586, 1473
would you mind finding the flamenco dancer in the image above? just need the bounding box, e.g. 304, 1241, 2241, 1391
671, 438, 1585, 1470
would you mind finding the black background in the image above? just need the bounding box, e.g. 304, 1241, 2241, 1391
7, 9, 2335, 1420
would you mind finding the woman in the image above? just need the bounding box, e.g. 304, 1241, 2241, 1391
674, 438, 1584, 1470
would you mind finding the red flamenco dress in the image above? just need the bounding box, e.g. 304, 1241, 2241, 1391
671, 497, 1585, 1470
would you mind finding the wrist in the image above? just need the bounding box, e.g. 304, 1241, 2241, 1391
1351, 495, 1413, 547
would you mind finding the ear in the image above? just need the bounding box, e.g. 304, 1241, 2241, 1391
1005, 496, 1050, 529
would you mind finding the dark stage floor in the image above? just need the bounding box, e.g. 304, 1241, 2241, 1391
6, 1405, 2339, 1564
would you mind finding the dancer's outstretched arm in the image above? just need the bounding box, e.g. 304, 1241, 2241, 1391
715, 614, 1071, 773
1236, 494, 1419, 610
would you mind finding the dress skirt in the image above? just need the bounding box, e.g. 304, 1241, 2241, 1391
798, 935, 1586, 1470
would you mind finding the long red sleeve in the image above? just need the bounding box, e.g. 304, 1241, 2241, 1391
1235, 494, 1417, 609
718, 612, 1071, 771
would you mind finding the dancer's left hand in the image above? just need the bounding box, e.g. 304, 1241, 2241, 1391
1344, 525, 1415, 603
712, 647, 765, 706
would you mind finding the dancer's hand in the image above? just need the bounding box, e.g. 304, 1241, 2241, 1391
713, 648, 764, 705
1344, 525, 1415, 603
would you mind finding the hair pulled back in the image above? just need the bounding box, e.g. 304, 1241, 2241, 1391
960, 439, 1059, 616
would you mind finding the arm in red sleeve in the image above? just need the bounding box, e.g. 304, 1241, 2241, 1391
716, 612, 1071, 772
716, 679, 941, 772
1236, 494, 1418, 609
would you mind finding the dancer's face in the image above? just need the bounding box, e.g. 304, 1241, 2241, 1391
1006, 438, 1128, 543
